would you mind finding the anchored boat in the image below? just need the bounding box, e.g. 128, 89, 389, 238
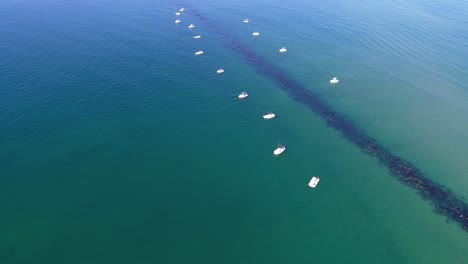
308, 176, 320, 188
330, 77, 339, 84
273, 145, 286, 156
238, 92, 248, 99
263, 112, 275, 119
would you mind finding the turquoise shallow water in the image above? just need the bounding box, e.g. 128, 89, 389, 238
1, 0, 468, 263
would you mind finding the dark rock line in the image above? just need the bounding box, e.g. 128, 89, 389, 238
182, 6, 468, 231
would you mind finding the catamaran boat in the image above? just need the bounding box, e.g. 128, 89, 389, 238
308, 176, 320, 188
330, 77, 339, 84
273, 145, 286, 156
195, 50, 204, 56
243, 19, 250, 24
175, 12, 181, 16
252, 31, 260, 36
238, 92, 248, 99
263, 112, 275, 119
193, 35, 201, 39
188, 24, 195, 29
179, 8, 185, 12
175, 19, 181, 24
279, 47, 287, 53
217, 68, 225, 74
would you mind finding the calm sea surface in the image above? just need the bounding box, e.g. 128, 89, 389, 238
1, 0, 468, 263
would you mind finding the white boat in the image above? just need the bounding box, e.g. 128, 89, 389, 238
193, 35, 201, 39
243, 19, 249, 24
179, 8, 185, 12
217, 68, 225, 74
238, 92, 248, 99
263, 112, 275, 119
252, 31, 260, 37
195, 50, 204, 56
175, 12, 181, 16
308, 176, 320, 188
175, 19, 182, 24
188, 24, 195, 29
273, 145, 286, 156
279, 47, 287, 53
330, 77, 339, 84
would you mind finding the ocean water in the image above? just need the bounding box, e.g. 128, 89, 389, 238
1, 0, 468, 263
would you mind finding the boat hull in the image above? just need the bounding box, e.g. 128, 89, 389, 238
273, 148, 285, 155
308, 177, 320, 188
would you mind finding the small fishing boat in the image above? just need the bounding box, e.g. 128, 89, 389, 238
175, 12, 181, 16
273, 145, 286, 156
243, 19, 250, 24
179, 8, 185, 12
193, 35, 201, 39
188, 24, 195, 29
252, 31, 260, 36
217, 68, 225, 74
238, 92, 248, 99
195, 50, 204, 56
279, 47, 287, 53
308, 176, 320, 188
330, 77, 339, 84
263, 112, 275, 119
175, 19, 182, 24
